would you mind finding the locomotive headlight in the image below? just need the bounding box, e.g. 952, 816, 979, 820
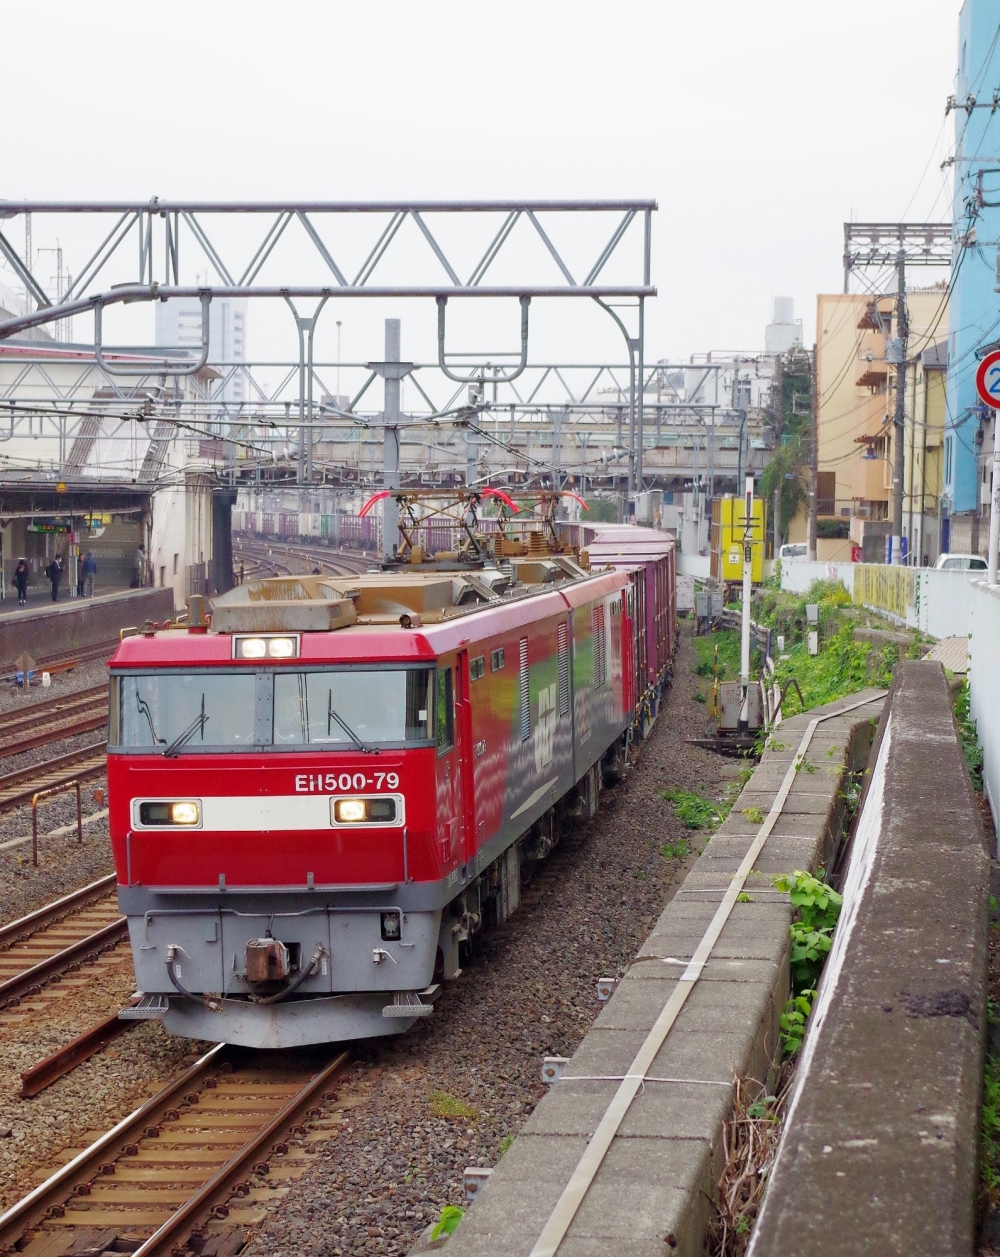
380, 911, 402, 941
267, 636, 296, 658
335, 798, 367, 823
332, 796, 400, 825
233, 636, 299, 660
137, 800, 201, 827
170, 801, 200, 825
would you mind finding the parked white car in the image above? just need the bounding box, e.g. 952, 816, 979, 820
778, 543, 808, 560
935, 553, 988, 571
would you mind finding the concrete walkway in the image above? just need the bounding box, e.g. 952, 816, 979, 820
439, 689, 886, 1257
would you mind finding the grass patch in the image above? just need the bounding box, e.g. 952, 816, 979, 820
984, 1055, 1000, 1208
661, 837, 690, 860
663, 789, 724, 830
428, 1090, 478, 1120
693, 629, 754, 682
954, 679, 983, 791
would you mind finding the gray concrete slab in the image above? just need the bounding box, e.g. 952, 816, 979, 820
439, 688, 887, 1257
748, 662, 989, 1257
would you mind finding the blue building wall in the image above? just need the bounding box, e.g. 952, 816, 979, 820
944, 0, 1000, 515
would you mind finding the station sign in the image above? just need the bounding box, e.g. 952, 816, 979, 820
975, 349, 1000, 409
27, 519, 71, 534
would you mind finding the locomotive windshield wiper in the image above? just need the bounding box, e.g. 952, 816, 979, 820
327, 692, 377, 754
163, 694, 209, 758
135, 692, 166, 747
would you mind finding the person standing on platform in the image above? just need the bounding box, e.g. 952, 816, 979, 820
13, 558, 28, 606
135, 545, 148, 587
45, 555, 63, 602
82, 551, 97, 598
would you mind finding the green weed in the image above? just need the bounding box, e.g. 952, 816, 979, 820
742, 807, 765, 825
774, 869, 843, 1052
984, 1055, 1000, 1205
431, 1206, 465, 1240
661, 838, 690, 861
662, 789, 724, 830
954, 680, 983, 791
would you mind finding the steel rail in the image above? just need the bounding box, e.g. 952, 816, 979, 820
0, 705, 108, 758
20, 1004, 137, 1097
132, 1049, 350, 1257
0, 1044, 350, 1254
0, 873, 116, 949
0, 917, 127, 1008
0, 1043, 228, 1252
0, 684, 108, 734
0, 742, 107, 813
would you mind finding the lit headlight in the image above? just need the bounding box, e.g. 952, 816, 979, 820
234, 636, 299, 659
170, 801, 200, 825
332, 797, 399, 825
335, 798, 367, 823
138, 800, 201, 826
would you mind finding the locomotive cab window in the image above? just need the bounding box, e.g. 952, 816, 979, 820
111, 672, 257, 751
491, 647, 505, 671
435, 668, 454, 753
110, 666, 434, 751
272, 668, 433, 746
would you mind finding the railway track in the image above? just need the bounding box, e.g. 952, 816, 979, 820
0, 697, 108, 760
0, 1044, 349, 1256
0, 742, 108, 815
0, 875, 126, 1010
235, 539, 370, 581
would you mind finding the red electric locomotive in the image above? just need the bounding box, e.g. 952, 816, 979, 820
108, 531, 674, 1048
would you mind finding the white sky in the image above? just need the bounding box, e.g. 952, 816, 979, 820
0, 0, 961, 378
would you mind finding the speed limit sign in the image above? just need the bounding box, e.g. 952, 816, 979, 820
976, 350, 1000, 409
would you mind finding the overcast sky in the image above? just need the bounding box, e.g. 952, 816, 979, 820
1, 0, 961, 376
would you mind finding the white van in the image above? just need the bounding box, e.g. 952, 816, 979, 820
935, 553, 988, 571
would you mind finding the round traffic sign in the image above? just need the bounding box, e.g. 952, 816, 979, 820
976, 350, 1000, 408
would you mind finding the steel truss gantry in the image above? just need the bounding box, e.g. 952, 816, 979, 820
0, 198, 657, 490
0, 349, 763, 496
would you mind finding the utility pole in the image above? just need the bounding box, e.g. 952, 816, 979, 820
807, 345, 818, 562
773, 354, 783, 560
367, 318, 412, 562
891, 249, 908, 565
738, 475, 754, 735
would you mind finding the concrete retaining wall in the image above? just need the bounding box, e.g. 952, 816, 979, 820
749, 661, 989, 1255
440, 690, 885, 1257
0, 587, 174, 668
780, 559, 856, 595
970, 580, 1000, 835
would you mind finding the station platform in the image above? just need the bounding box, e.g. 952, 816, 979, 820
0, 584, 132, 616
0, 586, 175, 666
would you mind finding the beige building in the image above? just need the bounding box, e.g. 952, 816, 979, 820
801, 287, 949, 563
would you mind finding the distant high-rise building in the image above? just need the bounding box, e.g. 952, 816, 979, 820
764, 296, 803, 355
155, 297, 247, 405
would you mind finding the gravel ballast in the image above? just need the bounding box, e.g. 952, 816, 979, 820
0, 658, 113, 926
244, 621, 734, 1257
